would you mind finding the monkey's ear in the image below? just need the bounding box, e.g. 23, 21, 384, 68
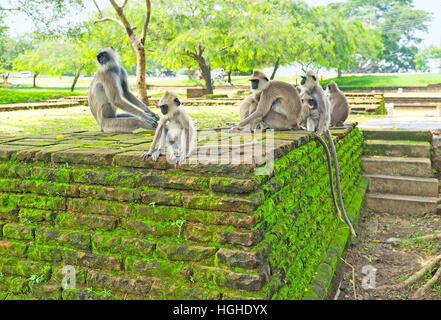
174, 98, 181, 106
264, 77, 269, 82
312, 75, 317, 81
110, 46, 115, 50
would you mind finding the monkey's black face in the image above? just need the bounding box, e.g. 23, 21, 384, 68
160, 104, 168, 115
250, 79, 259, 90
300, 76, 306, 85
301, 98, 318, 110
97, 51, 110, 65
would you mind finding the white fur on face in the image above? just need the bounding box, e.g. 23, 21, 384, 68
97, 48, 120, 71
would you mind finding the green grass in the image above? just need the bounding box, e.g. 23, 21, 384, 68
320, 74, 441, 88
0, 88, 85, 104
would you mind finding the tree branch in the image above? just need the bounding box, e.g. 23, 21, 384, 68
94, 17, 125, 30
140, 0, 151, 45
121, 0, 129, 9
92, 0, 102, 17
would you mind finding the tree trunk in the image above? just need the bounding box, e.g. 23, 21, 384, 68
70, 67, 83, 92
337, 68, 342, 78
135, 46, 149, 105
227, 71, 232, 84
270, 57, 280, 80
198, 58, 213, 94
187, 66, 192, 80
33, 73, 38, 87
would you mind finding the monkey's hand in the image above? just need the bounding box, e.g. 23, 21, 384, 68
178, 153, 188, 164
146, 110, 160, 121
141, 151, 152, 160
151, 150, 163, 162
227, 126, 251, 134
141, 113, 159, 129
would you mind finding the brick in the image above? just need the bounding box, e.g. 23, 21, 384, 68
35, 228, 91, 250
55, 212, 118, 231
8, 194, 65, 211
194, 265, 270, 291
125, 256, 183, 278
121, 219, 177, 238
182, 192, 264, 213
79, 185, 141, 202
31, 167, 71, 183
0, 178, 22, 192
209, 177, 258, 194
19, 208, 55, 224
0, 276, 30, 294
218, 226, 265, 247
20, 180, 79, 197
52, 148, 121, 166
140, 174, 210, 191
62, 250, 122, 272
92, 234, 154, 257
87, 271, 152, 295
0, 257, 51, 277
0, 240, 28, 257
27, 244, 64, 262
0, 208, 19, 222
216, 248, 265, 270
2, 223, 35, 241
67, 198, 131, 217
156, 243, 218, 261
71, 170, 139, 188
141, 189, 182, 206
61, 289, 116, 300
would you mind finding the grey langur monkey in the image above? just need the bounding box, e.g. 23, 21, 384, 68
141, 91, 195, 163
300, 71, 357, 236
327, 80, 349, 127
232, 70, 302, 131
88, 47, 159, 133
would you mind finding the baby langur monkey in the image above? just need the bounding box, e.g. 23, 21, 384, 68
299, 91, 320, 132
300, 70, 357, 236
141, 91, 195, 163
239, 91, 261, 122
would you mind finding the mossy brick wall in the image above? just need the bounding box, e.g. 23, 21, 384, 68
0, 126, 365, 300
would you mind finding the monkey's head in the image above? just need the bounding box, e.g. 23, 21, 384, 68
96, 47, 119, 69
300, 70, 318, 89
158, 91, 181, 116
300, 92, 318, 110
249, 70, 270, 92
327, 80, 339, 93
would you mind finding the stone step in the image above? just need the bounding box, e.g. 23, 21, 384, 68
362, 156, 433, 178
364, 140, 431, 158
362, 130, 431, 142
364, 174, 438, 197
365, 193, 439, 215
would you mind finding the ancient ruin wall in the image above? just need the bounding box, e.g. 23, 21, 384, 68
0, 127, 365, 300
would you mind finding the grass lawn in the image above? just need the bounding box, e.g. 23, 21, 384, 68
321, 73, 441, 88
0, 88, 86, 104
0, 103, 390, 137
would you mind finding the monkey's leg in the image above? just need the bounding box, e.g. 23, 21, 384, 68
323, 130, 357, 236
100, 117, 155, 133
112, 99, 158, 128
123, 91, 160, 121
315, 135, 343, 223
116, 113, 134, 118
152, 128, 167, 161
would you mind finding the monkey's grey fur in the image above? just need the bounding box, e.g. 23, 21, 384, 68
234, 70, 302, 131
301, 71, 357, 236
88, 47, 159, 133
327, 81, 349, 127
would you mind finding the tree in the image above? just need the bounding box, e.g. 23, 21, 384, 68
0, 0, 84, 31
92, 0, 153, 105
335, 0, 431, 72
415, 46, 441, 72
152, 0, 244, 94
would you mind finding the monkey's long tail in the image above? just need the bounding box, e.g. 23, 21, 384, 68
315, 135, 344, 223
321, 130, 357, 237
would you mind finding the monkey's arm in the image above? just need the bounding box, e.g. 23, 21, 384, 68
123, 90, 160, 121
103, 76, 157, 127
179, 111, 195, 157
142, 120, 165, 159
236, 93, 273, 129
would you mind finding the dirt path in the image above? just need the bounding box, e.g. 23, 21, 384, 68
330, 205, 441, 300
